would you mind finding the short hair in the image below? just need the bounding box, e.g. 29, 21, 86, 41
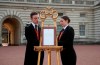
30, 12, 38, 18
61, 16, 70, 23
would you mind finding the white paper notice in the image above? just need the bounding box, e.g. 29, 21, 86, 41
43, 29, 54, 45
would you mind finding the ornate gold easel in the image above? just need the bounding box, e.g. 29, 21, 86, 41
34, 7, 63, 65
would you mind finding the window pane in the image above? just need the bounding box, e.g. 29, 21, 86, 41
58, 13, 63, 16
75, 1, 84, 4
80, 31, 85, 36
15, 0, 24, 2
27, 0, 37, 2
52, 0, 61, 3
63, 0, 72, 4
2, 27, 8, 43
86, 1, 94, 5
0, 0, 9, 1
80, 13, 86, 17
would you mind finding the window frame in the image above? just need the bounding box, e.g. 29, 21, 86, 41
79, 24, 86, 37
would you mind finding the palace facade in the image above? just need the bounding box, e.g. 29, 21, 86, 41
0, 0, 100, 46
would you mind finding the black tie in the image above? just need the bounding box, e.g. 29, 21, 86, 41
61, 29, 64, 32
35, 25, 38, 31
35, 25, 39, 40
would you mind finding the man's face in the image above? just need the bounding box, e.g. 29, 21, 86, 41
31, 15, 39, 24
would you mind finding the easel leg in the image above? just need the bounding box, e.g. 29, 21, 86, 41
56, 51, 60, 65
48, 50, 51, 65
37, 51, 41, 65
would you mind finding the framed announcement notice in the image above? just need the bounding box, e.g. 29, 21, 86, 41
42, 27, 56, 46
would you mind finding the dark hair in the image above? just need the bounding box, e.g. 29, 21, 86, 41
61, 16, 70, 23
30, 12, 38, 18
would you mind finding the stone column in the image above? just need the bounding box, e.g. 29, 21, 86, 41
49, 0, 52, 4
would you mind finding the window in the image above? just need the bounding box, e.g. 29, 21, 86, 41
86, 1, 94, 5
52, 0, 61, 3
80, 13, 86, 17
58, 13, 63, 16
63, 0, 72, 4
2, 27, 9, 43
15, 0, 24, 2
79, 25, 85, 36
27, 0, 37, 2
75, 1, 84, 4
39, 0, 49, 3
0, 0, 9, 1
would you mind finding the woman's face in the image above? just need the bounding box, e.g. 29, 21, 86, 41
60, 18, 68, 27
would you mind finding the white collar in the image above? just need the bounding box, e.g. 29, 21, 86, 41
63, 24, 68, 30
31, 22, 38, 28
